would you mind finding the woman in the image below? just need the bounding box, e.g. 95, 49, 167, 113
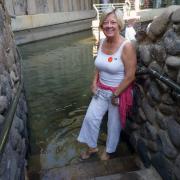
77, 7, 137, 160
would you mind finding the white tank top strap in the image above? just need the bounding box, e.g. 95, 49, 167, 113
99, 38, 105, 50
118, 40, 130, 55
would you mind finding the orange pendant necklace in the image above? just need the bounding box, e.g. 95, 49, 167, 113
108, 57, 113, 62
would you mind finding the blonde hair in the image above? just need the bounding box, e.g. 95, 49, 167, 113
99, 7, 125, 30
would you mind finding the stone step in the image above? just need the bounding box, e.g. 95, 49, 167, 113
93, 167, 162, 180
41, 155, 140, 180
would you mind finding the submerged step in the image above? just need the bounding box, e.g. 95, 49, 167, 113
41, 155, 139, 180
93, 167, 162, 180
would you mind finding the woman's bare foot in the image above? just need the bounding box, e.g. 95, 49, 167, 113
100, 150, 110, 161
80, 147, 99, 160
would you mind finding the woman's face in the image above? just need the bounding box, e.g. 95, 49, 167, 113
102, 13, 120, 38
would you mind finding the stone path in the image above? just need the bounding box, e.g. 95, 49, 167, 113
40, 153, 163, 180
93, 167, 162, 180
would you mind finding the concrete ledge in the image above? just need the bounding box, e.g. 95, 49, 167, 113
11, 10, 96, 31
136, 5, 180, 22
14, 19, 93, 45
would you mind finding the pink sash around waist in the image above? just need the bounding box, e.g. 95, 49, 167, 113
97, 81, 133, 129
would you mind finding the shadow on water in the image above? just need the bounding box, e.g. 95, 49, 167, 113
20, 30, 133, 179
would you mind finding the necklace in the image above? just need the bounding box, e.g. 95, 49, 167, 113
102, 38, 122, 55
108, 57, 113, 62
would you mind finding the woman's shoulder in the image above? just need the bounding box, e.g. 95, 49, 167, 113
120, 38, 131, 50
123, 39, 133, 48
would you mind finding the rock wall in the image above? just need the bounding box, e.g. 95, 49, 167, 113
129, 6, 180, 180
0, 1, 28, 179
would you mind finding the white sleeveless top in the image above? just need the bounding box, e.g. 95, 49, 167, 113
95, 38, 129, 87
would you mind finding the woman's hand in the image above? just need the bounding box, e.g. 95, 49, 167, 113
91, 69, 99, 95
111, 94, 119, 106
91, 82, 97, 95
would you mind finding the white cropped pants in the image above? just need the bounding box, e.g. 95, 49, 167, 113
77, 88, 121, 153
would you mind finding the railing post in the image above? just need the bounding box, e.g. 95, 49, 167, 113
135, 0, 140, 11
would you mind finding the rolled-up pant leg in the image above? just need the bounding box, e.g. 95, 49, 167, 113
106, 102, 121, 153
77, 96, 108, 148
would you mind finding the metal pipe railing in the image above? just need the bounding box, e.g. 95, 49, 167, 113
93, 3, 125, 20
136, 66, 180, 95
0, 47, 23, 161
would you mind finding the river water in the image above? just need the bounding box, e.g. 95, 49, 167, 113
20, 30, 101, 177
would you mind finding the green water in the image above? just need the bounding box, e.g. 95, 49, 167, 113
20, 31, 97, 175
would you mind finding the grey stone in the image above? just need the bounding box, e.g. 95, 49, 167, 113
166, 56, 180, 69
120, 173, 143, 180
0, 74, 13, 102
10, 70, 19, 84
145, 122, 157, 141
177, 70, 180, 84
4, 0, 15, 16
155, 79, 169, 93
151, 153, 174, 180
138, 107, 147, 122
158, 103, 175, 116
173, 24, 180, 34
130, 132, 139, 150
148, 61, 162, 73
0, 151, 7, 176
146, 92, 156, 107
151, 44, 166, 65
159, 130, 178, 159
0, 113, 4, 125
161, 93, 174, 105
148, 81, 161, 102
147, 140, 159, 152
156, 111, 168, 130
174, 155, 180, 180
164, 65, 178, 81
147, 29, 156, 41
142, 98, 156, 124
137, 139, 151, 168
171, 8, 180, 23
167, 117, 180, 148
12, 115, 24, 135
10, 128, 22, 151
163, 29, 180, 56
19, 138, 26, 158
129, 122, 140, 131
138, 45, 152, 66
148, 9, 172, 37
143, 78, 151, 91
0, 95, 8, 113
9, 157, 18, 180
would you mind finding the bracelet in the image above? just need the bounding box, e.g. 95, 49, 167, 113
112, 93, 118, 98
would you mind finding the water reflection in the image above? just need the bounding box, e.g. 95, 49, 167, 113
20, 31, 96, 174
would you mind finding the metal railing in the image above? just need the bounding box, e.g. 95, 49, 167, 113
0, 47, 23, 161
136, 65, 180, 96
93, 3, 127, 20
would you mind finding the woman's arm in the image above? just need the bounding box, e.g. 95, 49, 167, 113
91, 68, 99, 94
113, 42, 137, 96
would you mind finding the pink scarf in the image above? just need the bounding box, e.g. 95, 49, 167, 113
97, 81, 133, 129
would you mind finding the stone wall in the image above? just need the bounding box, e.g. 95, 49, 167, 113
5, 0, 93, 15
128, 6, 180, 180
0, 1, 28, 179
4, 0, 96, 44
